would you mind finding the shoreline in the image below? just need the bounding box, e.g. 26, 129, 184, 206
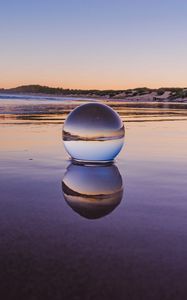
0, 92, 187, 104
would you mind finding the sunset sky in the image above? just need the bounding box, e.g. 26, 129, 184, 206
1, 0, 187, 89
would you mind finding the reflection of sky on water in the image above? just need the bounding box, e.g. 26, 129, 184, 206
0, 99, 187, 126
62, 163, 123, 219
0, 99, 187, 299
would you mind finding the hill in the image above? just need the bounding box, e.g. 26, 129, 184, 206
0, 85, 187, 102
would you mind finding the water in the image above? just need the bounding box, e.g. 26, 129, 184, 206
63, 103, 124, 162
0, 97, 187, 299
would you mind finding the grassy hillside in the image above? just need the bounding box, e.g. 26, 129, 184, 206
1, 85, 187, 101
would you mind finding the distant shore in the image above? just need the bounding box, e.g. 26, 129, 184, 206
0, 92, 187, 104
1, 84, 187, 103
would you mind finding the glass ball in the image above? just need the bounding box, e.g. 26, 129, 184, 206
62, 163, 123, 219
63, 103, 125, 162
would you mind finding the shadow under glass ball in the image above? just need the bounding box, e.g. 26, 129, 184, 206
62, 163, 124, 219
63, 103, 125, 162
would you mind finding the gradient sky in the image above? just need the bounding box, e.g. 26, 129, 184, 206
1, 0, 187, 89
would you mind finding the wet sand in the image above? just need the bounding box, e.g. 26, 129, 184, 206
0, 98, 187, 299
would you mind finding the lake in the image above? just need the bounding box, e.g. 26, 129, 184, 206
0, 97, 187, 300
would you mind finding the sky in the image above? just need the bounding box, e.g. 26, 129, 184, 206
1, 0, 187, 89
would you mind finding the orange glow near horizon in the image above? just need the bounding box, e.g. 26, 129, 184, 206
2, 78, 187, 90
1, 1, 187, 91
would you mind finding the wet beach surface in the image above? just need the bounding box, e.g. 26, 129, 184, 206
0, 97, 187, 299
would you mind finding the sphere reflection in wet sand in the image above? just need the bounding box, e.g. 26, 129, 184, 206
62, 163, 123, 219
63, 103, 125, 162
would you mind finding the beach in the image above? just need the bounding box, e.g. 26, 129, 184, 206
0, 97, 187, 299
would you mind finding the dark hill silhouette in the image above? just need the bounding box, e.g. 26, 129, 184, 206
1, 84, 187, 101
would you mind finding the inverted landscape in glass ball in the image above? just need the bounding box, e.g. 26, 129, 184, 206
63, 103, 125, 162
62, 163, 123, 219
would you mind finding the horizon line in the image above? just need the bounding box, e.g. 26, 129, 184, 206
1, 84, 187, 91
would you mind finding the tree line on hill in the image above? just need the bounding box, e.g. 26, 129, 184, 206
0, 85, 187, 100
